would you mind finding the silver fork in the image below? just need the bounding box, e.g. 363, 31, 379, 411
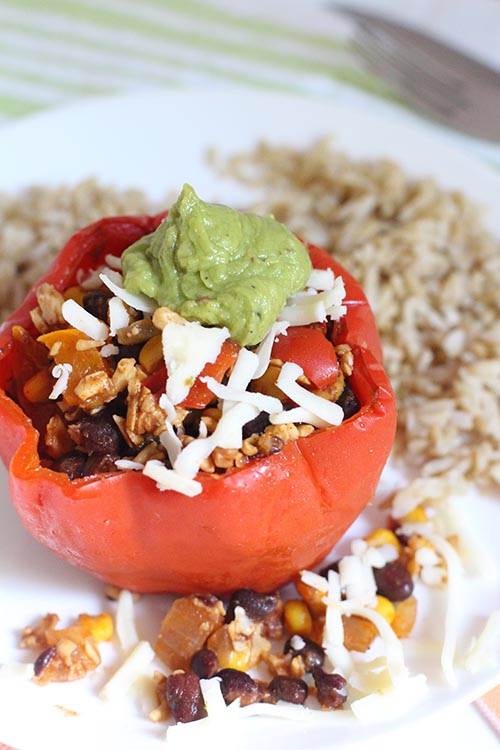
335, 7, 500, 142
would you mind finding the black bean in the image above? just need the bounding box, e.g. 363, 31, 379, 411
53, 451, 86, 479
165, 672, 207, 724
284, 636, 325, 671
190, 649, 219, 680
83, 453, 118, 476
82, 290, 112, 322
117, 343, 142, 361
69, 412, 123, 455
336, 384, 360, 420
182, 410, 204, 438
374, 560, 414, 602
242, 411, 270, 440
395, 530, 411, 547
261, 608, 284, 640
268, 676, 308, 705
34, 646, 57, 677
225, 588, 280, 624
217, 668, 263, 707
325, 318, 335, 341
312, 667, 346, 709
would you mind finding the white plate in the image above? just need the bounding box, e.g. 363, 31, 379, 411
1, 89, 500, 750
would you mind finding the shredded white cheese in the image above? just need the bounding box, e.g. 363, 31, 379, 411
108, 295, 130, 336
162, 321, 230, 405
158, 392, 176, 422
306, 267, 335, 291
252, 320, 289, 379
339, 603, 409, 685
201, 375, 282, 415
200, 677, 227, 719
338, 555, 377, 606
99, 270, 156, 313
49, 363, 72, 400
104, 253, 122, 270
299, 569, 329, 594
115, 589, 140, 653
323, 570, 352, 676
220, 347, 259, 412
398, 520, 462, 687
114, 459, 144, 471
290, 634, 306, 650
269, 406, 332, 429
159, 423, 183, 466
61, 298, 109, 340
280, 277, 346, 325
78, 265, 108, 290
100, 343, 120, 357
274, 362, 343, 426
142, 459, 202, 497
464, 610, 500, 674
99, 640, 155, 701
174, 402, 259, 480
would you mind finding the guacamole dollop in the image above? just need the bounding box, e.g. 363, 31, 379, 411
121, 184, 312, 346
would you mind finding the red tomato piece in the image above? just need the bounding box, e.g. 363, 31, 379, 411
142, 340, 240, 409
271, 326, 339, 388
180, 339, 240, 409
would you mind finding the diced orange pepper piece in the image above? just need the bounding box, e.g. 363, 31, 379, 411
38, 328, 111, 408
154, 595, 225, 671
342, 615, 378, 652
392, 596, 417, 638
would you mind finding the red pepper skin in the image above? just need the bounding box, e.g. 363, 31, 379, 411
0, 216, 396, 595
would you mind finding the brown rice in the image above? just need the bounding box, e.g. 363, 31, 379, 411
2, 139, 500, 489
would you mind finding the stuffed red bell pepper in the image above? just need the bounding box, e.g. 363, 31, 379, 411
0, 185, 396, 594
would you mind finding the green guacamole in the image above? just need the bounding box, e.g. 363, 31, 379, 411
121, 184, 312, 346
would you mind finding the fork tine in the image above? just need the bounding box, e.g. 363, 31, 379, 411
353, 25, 467, 109
356, 23, 468, 100
334, 4, 500, 141
352, 26, 467, 117
335, 4, 500, 87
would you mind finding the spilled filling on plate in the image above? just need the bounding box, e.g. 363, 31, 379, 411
15, 482, 473, 736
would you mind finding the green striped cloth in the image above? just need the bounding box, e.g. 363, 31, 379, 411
1, 0, 500, 166
0, 0, 397, 121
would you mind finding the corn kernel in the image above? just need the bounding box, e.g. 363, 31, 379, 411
206, 626, 252, 671
373, 596, 396, 625
365, 528, 401, 551
139, 334, 163, 374
23, 368, 55, 403
402, 506, 428, 523
78, 613, 114, 642
64, 285, 85, 305
283, 599, 313, 637
225, 649, 251, 671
